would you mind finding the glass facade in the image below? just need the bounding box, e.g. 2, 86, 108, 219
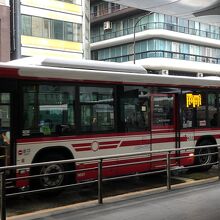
91, 13, 220, 43
92, 39, 220, 63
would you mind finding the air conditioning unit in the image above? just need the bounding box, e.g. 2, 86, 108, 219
197, 72, 203, 77
160, 69, 169, 75
103, 21, 112, 30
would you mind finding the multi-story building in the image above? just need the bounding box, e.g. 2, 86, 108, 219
10, 0, 90, 60
90, 0, 220, 75
0, 0, 10, 61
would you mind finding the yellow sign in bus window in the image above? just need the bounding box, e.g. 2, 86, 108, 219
186, 93, 202, 108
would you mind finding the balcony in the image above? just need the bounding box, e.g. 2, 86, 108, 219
90, 2, 142, 24
91, 22, 220, 43
95, 50, 220, 64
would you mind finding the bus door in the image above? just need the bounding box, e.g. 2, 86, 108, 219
0, 93, 11, 166
150, 94, 178, 169
179, 91, 195, 166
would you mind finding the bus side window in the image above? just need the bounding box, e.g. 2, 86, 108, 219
208, 93, 218, 127
22, 84, 75, 137
210, 113, 218, 127
119, 86, 150, 132
55, 124, 75, 135
80, 86, 115, 133
0, 131, 10, 146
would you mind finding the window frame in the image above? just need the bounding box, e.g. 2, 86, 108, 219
79, 84, 116, 134
21, 15, 82, 42
21, 82, 77, 137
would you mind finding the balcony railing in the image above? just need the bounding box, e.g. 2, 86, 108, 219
91, 22, 220, 43
98, 50, 220, 64
91, 4, 128, 19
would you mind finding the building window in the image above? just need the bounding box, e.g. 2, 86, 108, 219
64, 22, 73, 41
73, 23, 82, 42
43, 19, 50, 38
92, 39, 220, 64
22, 15, 31, 36
52, 20, 64, 40
21, 15, 82, 42
32, 17, 43, 37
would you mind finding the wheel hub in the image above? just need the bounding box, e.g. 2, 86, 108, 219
198, 148, 211, 164
40, 164, 64, 187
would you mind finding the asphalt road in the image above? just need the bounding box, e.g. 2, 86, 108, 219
10, 181, 220, 220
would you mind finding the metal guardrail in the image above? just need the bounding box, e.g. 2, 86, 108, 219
0, 144, 220, 219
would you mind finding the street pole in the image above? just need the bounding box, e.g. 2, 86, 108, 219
133, 12, 152, 64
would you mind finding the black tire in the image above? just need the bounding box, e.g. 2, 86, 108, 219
194, 139, 215, 171
31, 153, 73, 189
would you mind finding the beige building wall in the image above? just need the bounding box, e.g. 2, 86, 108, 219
20, 0, 90, 59
0, 1, 10, 61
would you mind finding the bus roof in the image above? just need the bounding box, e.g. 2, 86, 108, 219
6, 57, 147, 74
1, 57, 220, 89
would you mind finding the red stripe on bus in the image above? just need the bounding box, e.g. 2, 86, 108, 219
17, 127, 220, 145
99, 145, 118, 150
73, 143, 91, 148
74, 147, 91, 152
214, 134, 220, 139
100, 141, 120, 145
75, 152, 194, 182
194, 134, 220, 141
180, 136, 188, 142
151, 137, 176, 144
142, 139, 150, 145
15, 75, 220, 89
73, 136, 189, 152
17, 131, 150, 143
0, 68, 19, 78
74, 145, 118, 152
120, 140, 144, 147
181, 127, 220, 132
73, 140, 120, 148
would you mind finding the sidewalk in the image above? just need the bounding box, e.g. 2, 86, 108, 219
8, 177, 219, 220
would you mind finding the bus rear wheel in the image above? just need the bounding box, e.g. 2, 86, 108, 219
194, 140, 215, 171
31, 153, 72, 189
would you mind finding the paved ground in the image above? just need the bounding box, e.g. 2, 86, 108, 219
9, 180, 220, 220
7, 167, 219, 217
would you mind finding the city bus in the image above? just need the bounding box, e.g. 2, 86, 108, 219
0, 57, 219, 189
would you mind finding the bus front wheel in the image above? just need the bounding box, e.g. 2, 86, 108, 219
32, 153, 72, 189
